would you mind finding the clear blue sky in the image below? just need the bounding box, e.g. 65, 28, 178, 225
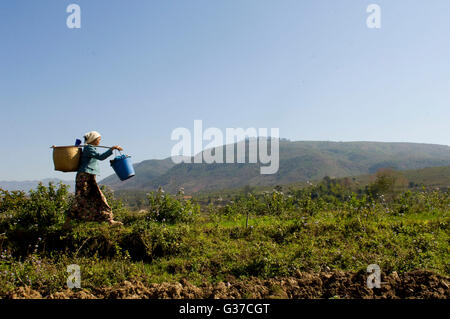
1, 0, 449, 180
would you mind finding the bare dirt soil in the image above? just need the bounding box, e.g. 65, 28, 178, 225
6, 270, 449, 299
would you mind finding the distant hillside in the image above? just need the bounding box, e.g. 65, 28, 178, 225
291, 165, 450, 193
101, 140, 450, 193
403, 166, 450, 188
100, 157, 176, 190
0, 179, 75, 193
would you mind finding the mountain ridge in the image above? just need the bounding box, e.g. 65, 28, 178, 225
100, 140, 450, 193
0, 179, 75, 193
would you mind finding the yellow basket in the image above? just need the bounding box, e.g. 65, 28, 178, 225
52, 146, 82, 172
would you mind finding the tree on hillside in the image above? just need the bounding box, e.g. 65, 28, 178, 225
367, 168, 408, 199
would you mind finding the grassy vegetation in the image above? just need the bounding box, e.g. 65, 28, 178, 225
0, 175, 449, 296
115, 166, 450, 209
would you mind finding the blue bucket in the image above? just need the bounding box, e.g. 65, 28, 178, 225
110, 154, 135, 181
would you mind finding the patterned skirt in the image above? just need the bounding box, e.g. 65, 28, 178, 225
68, 172, 114, 222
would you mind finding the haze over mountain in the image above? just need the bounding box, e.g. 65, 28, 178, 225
0, 179, 75, 193
101, 140, 450, 193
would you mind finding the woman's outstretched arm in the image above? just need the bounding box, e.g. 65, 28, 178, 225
84, 146, 113, 161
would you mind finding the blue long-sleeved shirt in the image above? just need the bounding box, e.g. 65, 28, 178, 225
77, 145, 113, 175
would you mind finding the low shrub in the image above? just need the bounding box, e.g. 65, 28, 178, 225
145, 187, 200, 224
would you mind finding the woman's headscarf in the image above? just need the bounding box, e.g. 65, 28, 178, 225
84, 131, 101, 144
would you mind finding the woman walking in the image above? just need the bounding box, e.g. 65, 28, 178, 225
67, 131, 123, 226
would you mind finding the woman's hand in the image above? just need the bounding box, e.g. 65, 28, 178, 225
111, 145, 123, 151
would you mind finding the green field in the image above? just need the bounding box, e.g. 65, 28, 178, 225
0, 173, 449, 297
